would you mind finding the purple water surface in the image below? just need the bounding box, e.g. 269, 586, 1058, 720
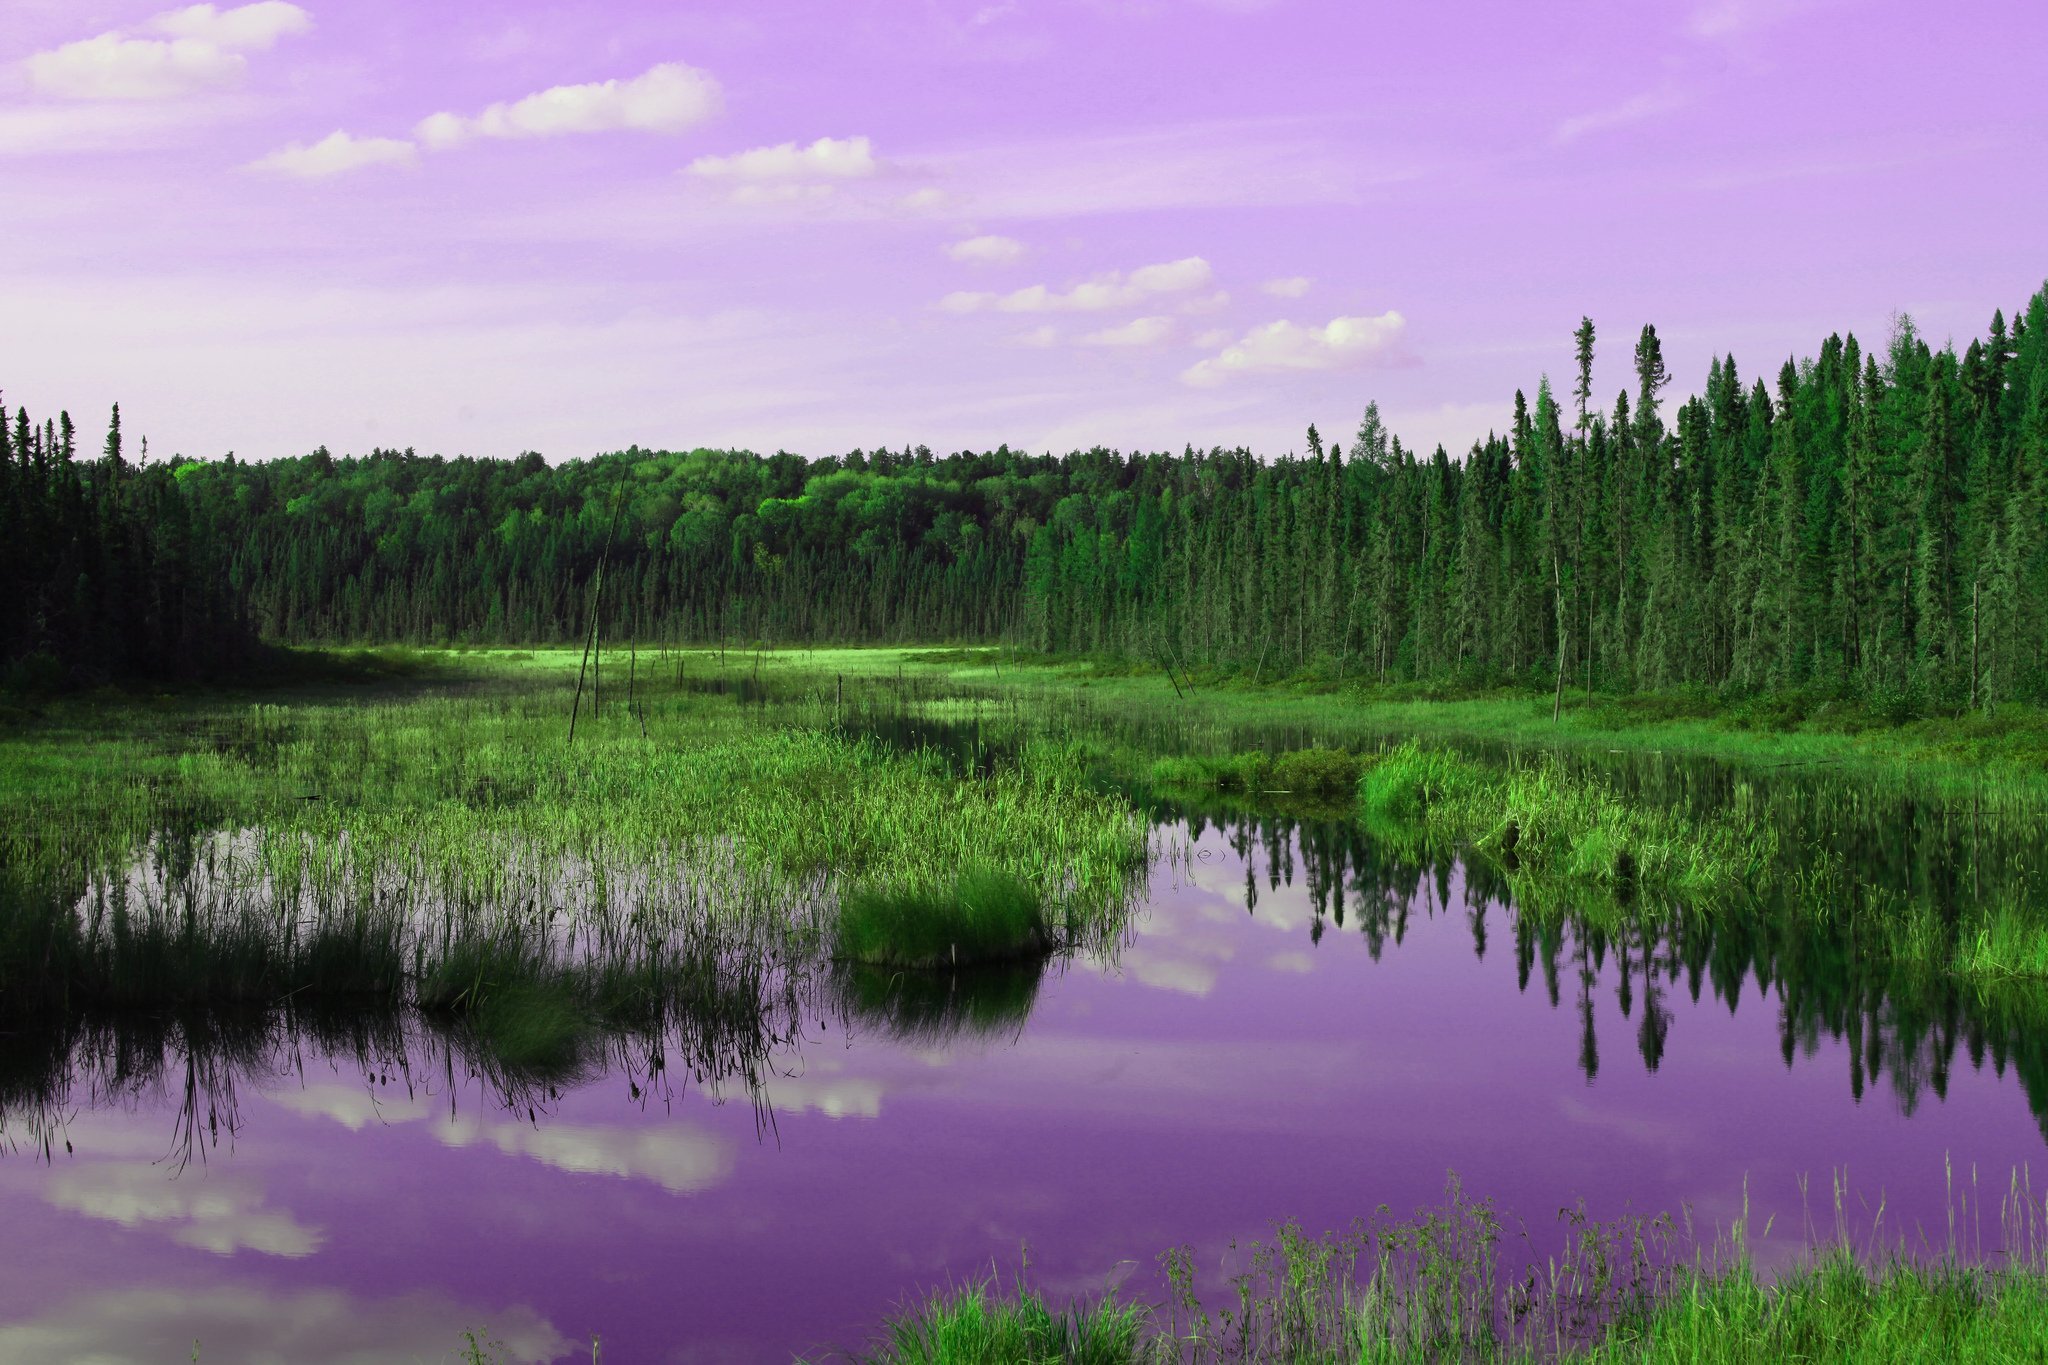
1, 819, 2042, 1363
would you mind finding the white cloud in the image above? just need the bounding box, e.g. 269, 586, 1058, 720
1078, 316, 1173, 347
898, 187, 948, 212
150, 2, 310, 50
1124, 948, 1220, 997
689, 134, 878, 181
45, 1163, 322, 1258
940, 255, 1212, 314
1261, 275, 1311, 298
0, 1286, 564, 1365
1181, 311, 1408, 386
416, 61, 722, 148
1014, 324, 1059, 348
1178, 289, 1230, 315
269, 1083, 435, 1129
946, 233, 1026, 265
1191, 326, 1231, 349
27, 34, 248, 100
435, 1116, 733, 1195
26, 4, 309, 100
249, 130, 417, 177
1552, 87, 1688, 145
759, 1075, 885, 1119
1127, 257, 1212, 293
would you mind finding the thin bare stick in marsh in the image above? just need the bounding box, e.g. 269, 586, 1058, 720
569, 471, 630, 744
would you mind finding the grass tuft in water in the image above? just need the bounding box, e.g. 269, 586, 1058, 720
855, 1277, 1150, 1365
835, 866, 1050, 969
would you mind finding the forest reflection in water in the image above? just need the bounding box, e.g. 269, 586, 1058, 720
6, 800, 2046, 1161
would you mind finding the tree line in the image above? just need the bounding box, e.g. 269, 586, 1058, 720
1, 400, 252, 687
7, 284, 2046, 707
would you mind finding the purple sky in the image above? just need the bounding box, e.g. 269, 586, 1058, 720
4, 0, 2044, 464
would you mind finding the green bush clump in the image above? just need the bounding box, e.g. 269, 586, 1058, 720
1268, 747, 1363, 796
835, 866, 1050, 969
1358, 742, 1478, 821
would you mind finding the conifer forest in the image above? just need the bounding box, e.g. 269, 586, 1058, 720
10, 295, 2047, 714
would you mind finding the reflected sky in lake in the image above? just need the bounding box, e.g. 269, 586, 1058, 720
2, 816, 2044, 1363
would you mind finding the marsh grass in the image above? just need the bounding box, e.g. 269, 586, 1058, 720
0, 654, 1149, 1087
1358, 742, 1776, 899
849, 1173, 2048, 1365
846, 646, 2048, 792
1952, 896, 2048, 981
852, 1276, 1150, 1365
1147, 749, 1364, 800
836, 867, 1050, 968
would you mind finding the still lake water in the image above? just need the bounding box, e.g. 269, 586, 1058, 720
5, 795, 2046, 1363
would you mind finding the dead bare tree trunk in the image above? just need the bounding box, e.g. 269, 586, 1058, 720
1552, 550, 1568, 725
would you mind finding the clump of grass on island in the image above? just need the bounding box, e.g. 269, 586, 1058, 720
1359, 740, 1777, 899
835, 866, 1050, 969
1145, 747, 1364, 799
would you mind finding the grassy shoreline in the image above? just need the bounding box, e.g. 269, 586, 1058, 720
20, 641, 2045, 784
770, 644, 2048, 789
840, 1175, 2048, 1365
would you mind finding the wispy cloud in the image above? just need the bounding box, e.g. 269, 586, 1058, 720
917, 119, 1397, 220
0, 101, 237, 155
689, 134, 879, 182
249, 130, 417, 178
415, 61, 722, 149
946, 233, 1026, 265
940, 256, 1212, 313
1182, 312, 1407, 386
46, 1162, 322, 1257
1078, 316, 1174, 347
1552, 86, 1688, 145
1688, 0, 1835, 39
0, 1286, 565, 1365
1261, 275, 1311, 298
